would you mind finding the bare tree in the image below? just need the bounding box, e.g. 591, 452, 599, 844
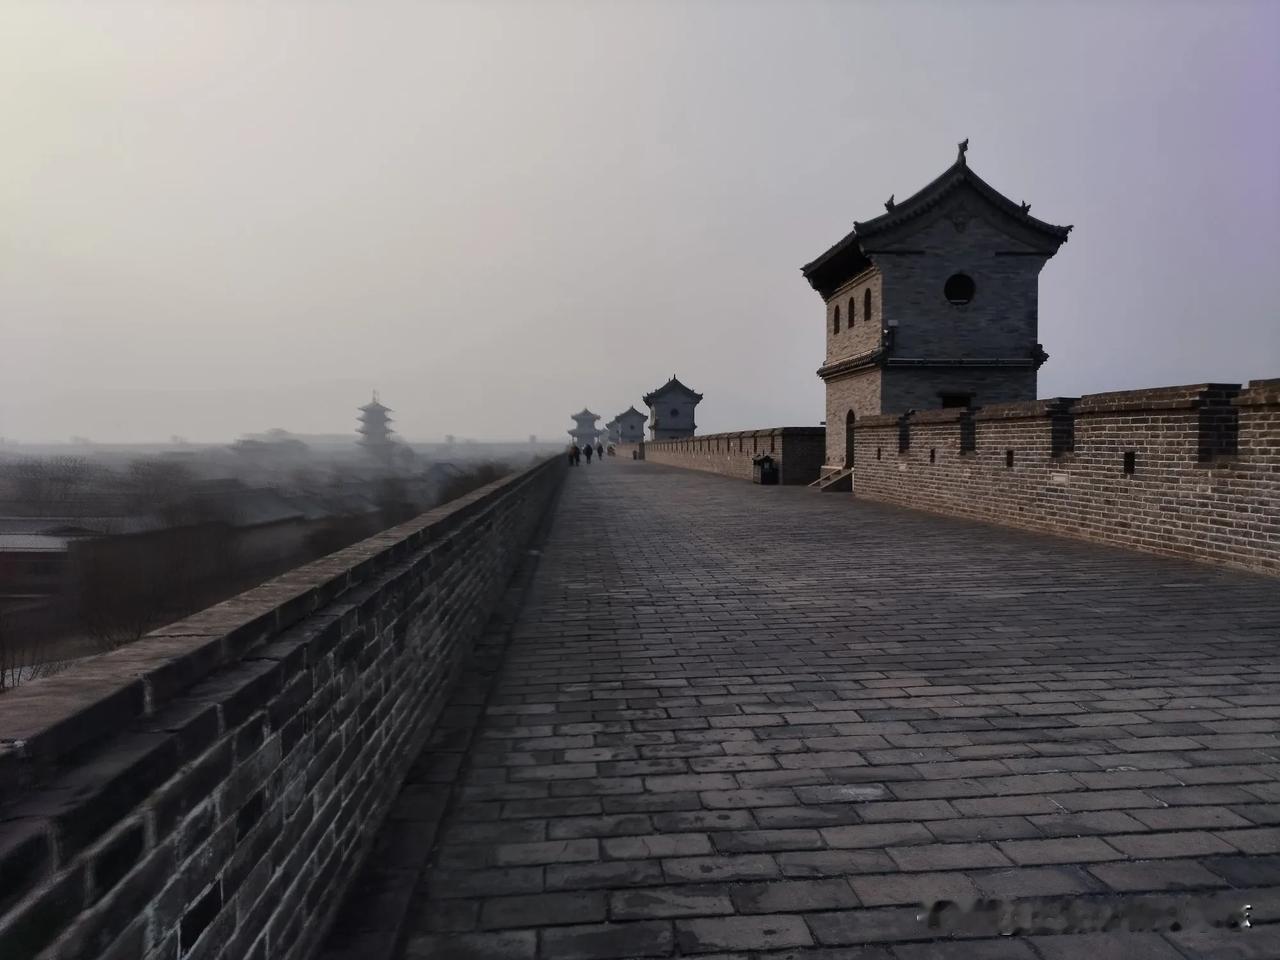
437, 461, 510, 505
374, 476, 417, 525
124, 459, 197, 521
8, 456, 99, 515
0, 611, 68, 693
74, 538, 166, 650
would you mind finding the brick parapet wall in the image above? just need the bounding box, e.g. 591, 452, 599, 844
850, 380, 1279, 575
632, 428, 826, 484
0, 456, 566, 960
1238, 379, 1280, 466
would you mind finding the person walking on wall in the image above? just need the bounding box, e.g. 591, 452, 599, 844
596, 441, 604, 460
583, 443, 594, 464
568, 444, 578, 466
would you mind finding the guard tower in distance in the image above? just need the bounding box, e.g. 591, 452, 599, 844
568, 409, 601, 448
613, 406, 648, 444
643, 376, 702, 440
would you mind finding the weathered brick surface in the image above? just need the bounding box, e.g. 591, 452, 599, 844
0, 457, 565, 960
851, 379, 1280, 575
620, 427, 826, 485
404, 461, 1280, 957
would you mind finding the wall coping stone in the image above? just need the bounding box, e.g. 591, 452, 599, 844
646, 427, 824, 445
972, 398, 1076, 422
1235, 378, 1280, 408
1072, 382, 1241, 415
908, 408, 971, 426
854, 414, 903, 430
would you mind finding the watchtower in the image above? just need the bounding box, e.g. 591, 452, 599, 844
643, 376, 702, 440
801, 141, 1071, 471
568, 409, 601, 448
613, 406, 648, 444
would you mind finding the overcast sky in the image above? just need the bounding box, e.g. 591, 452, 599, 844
1, 0, 1277, 444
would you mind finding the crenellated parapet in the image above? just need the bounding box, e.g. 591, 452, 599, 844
627, 427, 825, 485
848, 380, 1280, 575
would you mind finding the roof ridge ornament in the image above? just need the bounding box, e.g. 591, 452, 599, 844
957, 138, 969, 165
1019, 201, 1030, 214
884, 194, 895, 212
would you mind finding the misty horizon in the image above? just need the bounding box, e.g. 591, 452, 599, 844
3, 0, 1277, 444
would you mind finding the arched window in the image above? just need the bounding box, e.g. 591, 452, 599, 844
864, 288, 873, 327
832, 304, 840, 334
848, 297, 856, 325
944, 273, 975, 305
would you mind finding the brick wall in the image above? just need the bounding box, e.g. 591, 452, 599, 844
824, 269, 882, 366
626, 428, 826, 485
823, 372, 882, 468
0, 456, 566, 960
850, 380, 1280, 576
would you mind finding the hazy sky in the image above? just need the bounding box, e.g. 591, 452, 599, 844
2, 0, 1277, 443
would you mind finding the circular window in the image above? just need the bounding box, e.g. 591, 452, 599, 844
669, 408, 680, 417
944, 274, 975, 305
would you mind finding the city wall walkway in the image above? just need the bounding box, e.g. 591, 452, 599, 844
389, 460, 1280, 959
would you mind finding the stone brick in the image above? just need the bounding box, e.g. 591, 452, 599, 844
888, 842, 1012, 872
602, 833, 711, 859
1088, 860, 1229, 892
1106, 832, 1235, 858
1030, 931, 1186, 960
479, 891, 606, 930
541, 921, 674, 959
894, 941, 1039, 960
849, 870, 980, 907
710, 829, 824, 853
0, 865, 86, 960
0, 821, 52, 916
405, 930, 537, 959
730, 878, 858, 914
651, 810, 755, 834
777, 849, 896, 877
857, 799, 958, 822
610, 886, 735, 919
663, 854, 779, 883
996, 837, 1123, 865
675, 914, 814, 952
821, 823, 934, 849
753, 805, 862, 829
545, 860, 664, 891
1130, 806, 1251, 830
1026, 811, 1145, 837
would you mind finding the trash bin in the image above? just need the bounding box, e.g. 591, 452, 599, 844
752, 454, 778, 485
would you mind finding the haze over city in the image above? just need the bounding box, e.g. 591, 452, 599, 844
2, 0, 1277, 444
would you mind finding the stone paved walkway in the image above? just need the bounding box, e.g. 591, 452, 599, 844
403, 460, 1280, 959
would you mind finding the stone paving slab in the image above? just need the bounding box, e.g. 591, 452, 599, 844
400, 460, 1280, 958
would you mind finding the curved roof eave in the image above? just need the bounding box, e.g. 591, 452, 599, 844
800, 147, 1072, 295
643, 377, 704, 404
853, 160, 1072, 242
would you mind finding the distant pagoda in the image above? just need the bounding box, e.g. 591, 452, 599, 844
358, 392, 395, 461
